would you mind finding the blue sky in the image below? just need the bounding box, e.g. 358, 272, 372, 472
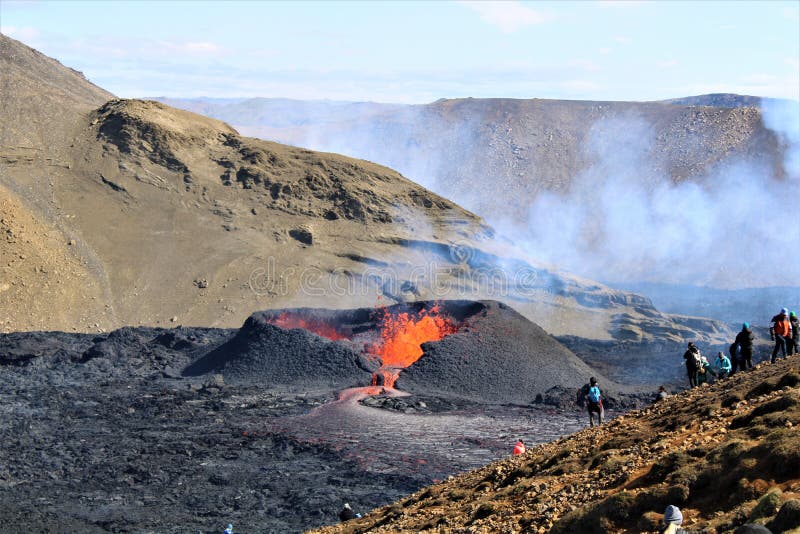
2, 0, 798, 103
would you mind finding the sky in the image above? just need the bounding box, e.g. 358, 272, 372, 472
1, 0, 798, 103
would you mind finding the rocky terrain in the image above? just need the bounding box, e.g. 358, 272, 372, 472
0, 33, 731, 348
312, 355, 800, 534
0, 302, 626, 533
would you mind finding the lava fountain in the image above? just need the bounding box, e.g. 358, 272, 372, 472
368, 304, 458, 388
262, 303, 460, 389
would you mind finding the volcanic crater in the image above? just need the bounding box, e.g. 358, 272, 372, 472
183, 300, 617, 405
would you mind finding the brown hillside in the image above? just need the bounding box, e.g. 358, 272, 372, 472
312, 356, 800, 534
0, 35, 731, 348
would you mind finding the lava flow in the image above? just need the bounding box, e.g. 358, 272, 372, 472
369, 304, 458, 388
268, 312, 348, 341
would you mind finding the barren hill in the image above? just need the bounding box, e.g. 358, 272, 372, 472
156, 94, 786, 223
157, 94, 798, 289
0, 34, 731, 348
312, 356, 800, 534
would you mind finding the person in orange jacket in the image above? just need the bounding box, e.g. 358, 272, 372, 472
512, 439, 526, 455
770, 307, 792, 363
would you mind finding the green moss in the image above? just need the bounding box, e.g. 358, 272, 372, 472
648, 451, 693, 483
471, 502, 499, 521
750, 489, 783, 521
777, 371, 800, 388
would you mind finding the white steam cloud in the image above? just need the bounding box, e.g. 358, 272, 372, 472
516, 108, 800, 288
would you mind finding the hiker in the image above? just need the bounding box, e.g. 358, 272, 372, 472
661, 505, 690, 534
789, 311, 799, 356
513, 439, 526, 455
683, 343, 701, 388
654, 385, 670, 402
770, 308, 792, 363
728, 339, 740, 375
223, 524, 234, 534
582, 377, 604, 427
339, 503, 357, 522
696, 354, 715, 385
714, 351, 732, 379
735, 323, 755, 370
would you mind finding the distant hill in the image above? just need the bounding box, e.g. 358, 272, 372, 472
0, 34, 729, 348
155, 94, 798, 289
659, 92, 790, 109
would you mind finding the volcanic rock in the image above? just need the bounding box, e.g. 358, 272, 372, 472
183, 316, 373, 389
310, 355, 800, 534
396, 301, 608, 404
182, 300, 619, 404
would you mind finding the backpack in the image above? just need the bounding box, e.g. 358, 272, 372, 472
588, 386, 601, 403
692, 351, 703, 368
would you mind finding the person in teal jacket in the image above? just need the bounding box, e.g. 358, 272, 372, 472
714, 351, 732, 379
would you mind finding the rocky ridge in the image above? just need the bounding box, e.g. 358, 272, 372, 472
311, 355, 800, 533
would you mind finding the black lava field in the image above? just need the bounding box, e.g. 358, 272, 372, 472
0, 301, 625, 533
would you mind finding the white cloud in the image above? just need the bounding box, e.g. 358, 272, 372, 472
613, 35, 632, 44
181, 41, 222, 54
598, 1, 646, 7
460, 1, 552, 33
658, 59, 679, 69
561, 79, 603, 94
570, 59, 602, 72
0, 25, 40, 43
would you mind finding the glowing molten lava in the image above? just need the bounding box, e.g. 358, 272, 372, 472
370, 305, 458, 388
267, 312, 347, 341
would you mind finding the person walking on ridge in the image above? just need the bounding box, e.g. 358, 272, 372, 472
581, 377, 604, 427
735, 323, 755, 370
683, 342, 701, 388
789, 311, 799, 356
770, 308, 792, 363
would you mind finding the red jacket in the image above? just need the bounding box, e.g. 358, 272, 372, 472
513, 441, 526, 455
772, 315, 792, 337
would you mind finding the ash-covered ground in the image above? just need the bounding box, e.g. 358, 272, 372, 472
0, 302, 640, 533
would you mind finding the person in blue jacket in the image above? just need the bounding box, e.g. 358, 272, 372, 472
714, 351, 732, 379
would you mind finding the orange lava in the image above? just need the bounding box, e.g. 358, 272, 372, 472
267, 312, 347, 341
370, 305, 458, 388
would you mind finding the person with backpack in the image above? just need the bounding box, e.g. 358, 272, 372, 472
339, 503, 357, 522
581, 377, 604, 427
789, 311, 799, 356
696, 354, 715, 385
728, 340, 740, 375
735, 323, 755, 370
683, 342, 701, 388
512, 439, 526, 455
713, 351, 732, 379
770, 308, 792, 363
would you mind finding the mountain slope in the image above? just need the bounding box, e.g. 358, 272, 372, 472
157, 94, 798, 289
311, 356, 800, 534
0, 35, 731, 349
